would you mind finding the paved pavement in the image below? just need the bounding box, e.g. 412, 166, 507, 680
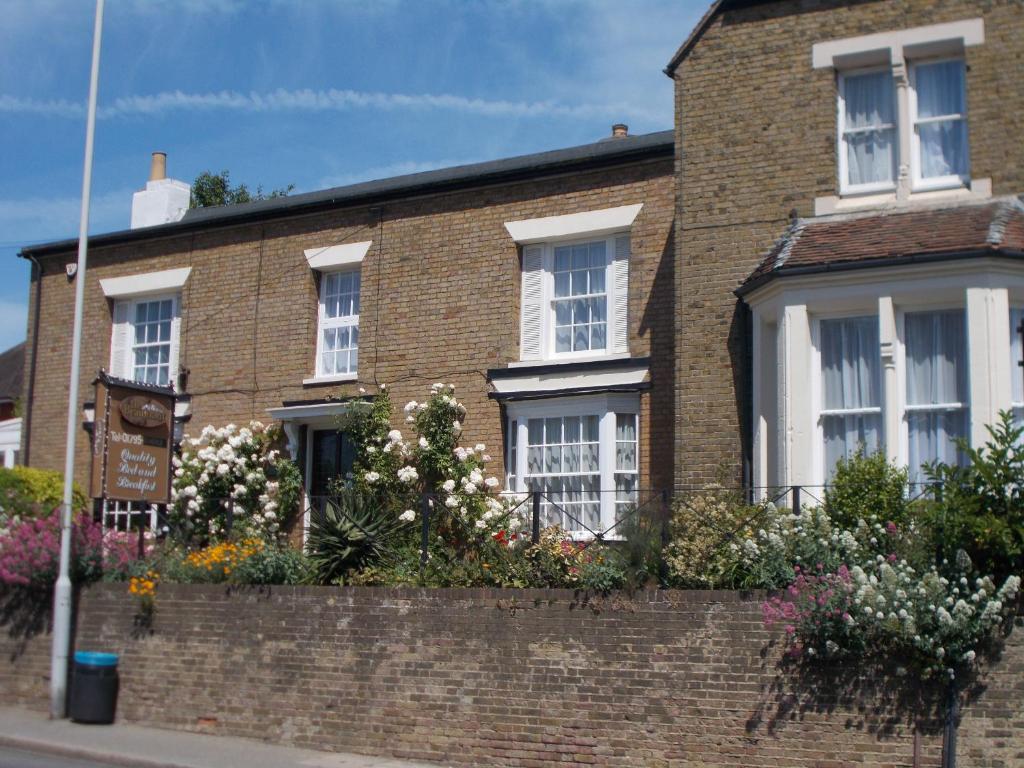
0, 708, 447, 768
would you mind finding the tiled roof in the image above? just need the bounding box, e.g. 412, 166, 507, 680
0, 342, 24, 403
741, 198, 1024, 294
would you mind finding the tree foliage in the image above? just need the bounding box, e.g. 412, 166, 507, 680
189, 170, 294, 209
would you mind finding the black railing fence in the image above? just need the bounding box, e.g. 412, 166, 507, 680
105, 481, 942, 573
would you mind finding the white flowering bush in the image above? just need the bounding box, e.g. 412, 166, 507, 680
752, 452, 1022, 679
169, 421, 302, 542
342, 383, 516, 551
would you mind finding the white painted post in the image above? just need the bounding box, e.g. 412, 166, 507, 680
51, 0, 104, 720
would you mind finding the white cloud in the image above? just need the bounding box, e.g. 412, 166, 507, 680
0, 87, 659, 124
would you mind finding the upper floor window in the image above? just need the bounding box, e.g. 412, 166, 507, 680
839, 59, 968, 195
316, 269, 360, 378
520, 234, 629, 361
110, 294, 181, 389
504, 204, 641, 363
910, 59, 968, 189
839, 69, 898, 194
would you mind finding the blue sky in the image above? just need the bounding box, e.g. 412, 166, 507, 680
0, 0, 704, 352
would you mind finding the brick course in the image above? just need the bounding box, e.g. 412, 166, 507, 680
2, 585, 1022, 767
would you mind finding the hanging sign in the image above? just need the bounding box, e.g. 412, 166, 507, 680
90, 372, 175, 504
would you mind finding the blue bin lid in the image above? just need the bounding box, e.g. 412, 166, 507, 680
74, 651, 118, 667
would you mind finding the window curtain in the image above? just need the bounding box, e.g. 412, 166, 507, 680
844, 71, 896, 186
821, 317, 882, 475
915, 60, 968, 179
905, 310, 968, 482
1011, 308, 1024, 426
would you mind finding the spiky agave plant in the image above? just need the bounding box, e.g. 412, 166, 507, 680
306, 493, 399, 584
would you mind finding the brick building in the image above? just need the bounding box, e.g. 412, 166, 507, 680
17, 0, 1024, 524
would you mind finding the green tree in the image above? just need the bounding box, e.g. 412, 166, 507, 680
189, 170, 294, 209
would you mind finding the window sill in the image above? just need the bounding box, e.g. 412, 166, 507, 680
814, 178, 991, 216
506, 352, 632, 370
303, 373, 358, 385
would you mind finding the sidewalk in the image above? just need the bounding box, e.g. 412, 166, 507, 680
0, 707, 447, 768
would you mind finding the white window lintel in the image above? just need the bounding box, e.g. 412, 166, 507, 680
504, 204, 642, 245
304, 241, 372, 271
812, 18, 984, 69
100, 267, 191, 299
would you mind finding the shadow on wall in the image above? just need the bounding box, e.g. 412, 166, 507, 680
638, 220, 676, 490
745, 620, 1019, 742
0, 587, 53, 662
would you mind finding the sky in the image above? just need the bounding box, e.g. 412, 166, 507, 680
0, 0, 705, 353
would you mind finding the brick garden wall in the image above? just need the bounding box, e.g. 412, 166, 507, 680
2, 584, 1022, 767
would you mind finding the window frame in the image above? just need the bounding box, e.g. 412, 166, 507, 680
111, 292, 181, 390
540, 234, 621, 362
811, 311, 885, 482
896, 305, 970, 484
837, 66, 900, 197
908, 56, 970, 193
504, 393, 640, 539
313, 267, 361, 381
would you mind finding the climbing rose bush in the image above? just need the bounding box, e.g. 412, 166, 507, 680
344, 383, 518, 548
169, 421, 301, 542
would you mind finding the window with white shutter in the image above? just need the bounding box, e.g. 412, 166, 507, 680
517, 233, 631, 362
109, 293, 182, 389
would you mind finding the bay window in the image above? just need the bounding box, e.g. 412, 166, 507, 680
819, 316, 882, 476
505, 395, 639, 536
316, 269, 360, 378
904, 309, 969, 482
1011, 308, 1024, 425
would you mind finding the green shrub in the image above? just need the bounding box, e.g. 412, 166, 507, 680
663, 487, 782, 588
0, 466, 89, 522
926, 411, 1024, 584
230, 544, 311, 585
825, 450, 910, 530
306, 494, 402, 585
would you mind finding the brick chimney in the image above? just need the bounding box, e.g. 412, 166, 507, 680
130, 152, 190, 229
611, 123, 629, 138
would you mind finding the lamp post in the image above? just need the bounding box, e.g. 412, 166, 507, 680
50, 0, 105, 720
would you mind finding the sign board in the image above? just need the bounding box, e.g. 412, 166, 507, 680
90, 372, 175, 504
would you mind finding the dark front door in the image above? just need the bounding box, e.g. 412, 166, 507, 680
310, 430, 355, 508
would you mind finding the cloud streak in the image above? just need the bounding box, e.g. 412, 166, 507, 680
0, 87, 660, 124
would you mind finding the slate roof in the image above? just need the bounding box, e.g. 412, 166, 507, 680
739, 198, 1024, 296
20, 130, 674, 259
0, 342, 25, 404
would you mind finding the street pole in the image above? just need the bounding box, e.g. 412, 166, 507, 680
50, 0, 105, 720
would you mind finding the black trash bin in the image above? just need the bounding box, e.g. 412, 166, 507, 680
69, 651, 119, 724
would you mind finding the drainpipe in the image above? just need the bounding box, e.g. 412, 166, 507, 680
20, 253, 44, 467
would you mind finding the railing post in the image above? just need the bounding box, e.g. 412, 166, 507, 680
224, 498, 234, 537
136, 505, 146, 559
420, 494, 430, 574
531, 491, 541, 544
792, 485, 802, 513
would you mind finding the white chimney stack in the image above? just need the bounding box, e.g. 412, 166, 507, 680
130, 152, 190, 229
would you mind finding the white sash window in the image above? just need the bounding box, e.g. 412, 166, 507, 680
905, 309, 968, 482
316, 270, 360, 377
819, 316, 882, 477
910, 59, 969, 190
839, 69, 898, 194
110, 294, 181, 389
1011, 308, 1024, 427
